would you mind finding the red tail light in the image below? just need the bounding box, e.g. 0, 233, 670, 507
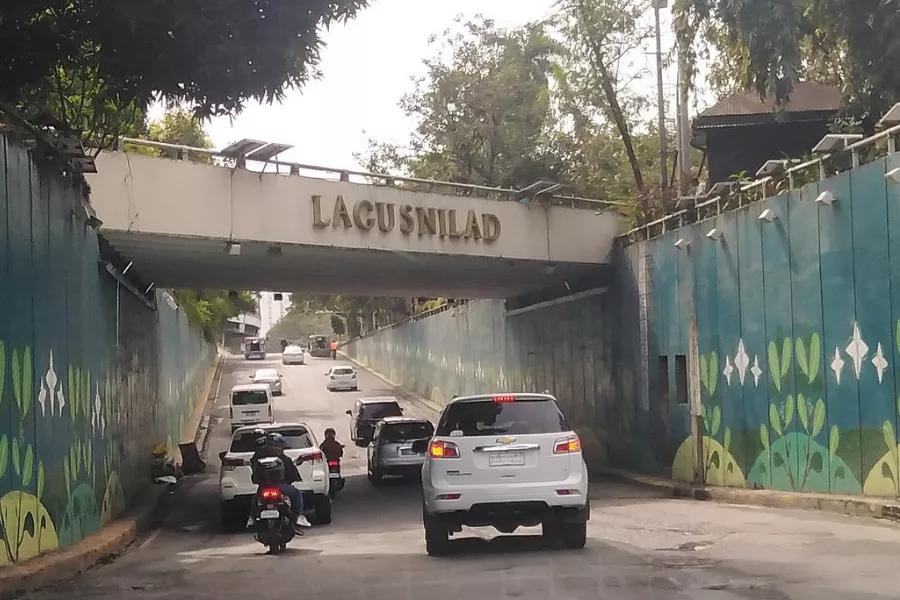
428, 440, 460, 458
493, 395, 516, 403
260, 487, 281, 501
297, 450, 323, 465
327, 460, 339, 467
553, 435, 582, 454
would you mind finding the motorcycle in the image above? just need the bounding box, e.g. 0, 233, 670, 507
327, 459, 345, 498
250, 457, 296, 554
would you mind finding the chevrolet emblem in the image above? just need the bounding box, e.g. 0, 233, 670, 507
496, 436, 516, 444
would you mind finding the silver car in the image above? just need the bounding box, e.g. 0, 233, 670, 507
250, 368, 283, 395
366, 417, 434, 485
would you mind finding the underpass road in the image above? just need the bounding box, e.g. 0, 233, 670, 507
23, 355, 900, 599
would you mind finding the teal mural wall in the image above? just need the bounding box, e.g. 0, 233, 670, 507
0, 137, 215, 565
629, 151, 900, 497
343, 296, 620, 463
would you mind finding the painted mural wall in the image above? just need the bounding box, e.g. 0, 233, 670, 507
343, 296, 619, 463
626, 151, 900, 497
0, 137, 215, 566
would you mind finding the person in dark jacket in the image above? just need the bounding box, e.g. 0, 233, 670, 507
249, 431, 311, 529
320, 428, 344, 463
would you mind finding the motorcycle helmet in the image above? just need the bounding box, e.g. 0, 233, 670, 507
266, 432, 287, 448
252, 428, 268, 447
324, 427, 336, 438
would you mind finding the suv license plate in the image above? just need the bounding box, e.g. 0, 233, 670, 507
489, 452, 525, 466
259, 510, 279, 519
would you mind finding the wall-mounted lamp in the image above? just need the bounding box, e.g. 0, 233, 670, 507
815, 191, 836, 206
673, 238, 690, 250
886, 168, 900, 184
273, 293, 283, 302
758, 209, 778, 222
706, 228, 724, 241
145, 282, 155, 295
122, 261, 133, 275
225, 242, 242, 256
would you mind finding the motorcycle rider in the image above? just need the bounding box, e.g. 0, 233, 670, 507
320, 427, 344, 463
248, 430, 312, 530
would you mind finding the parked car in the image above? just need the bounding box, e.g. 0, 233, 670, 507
421, 393, 589, 556
282, 345, 306, 365
346, 397, 404, 447
251, 368, 283, 395
367, 417, 434, 484
219, 423, 333, 531
325, 366, 358, 392
229, 384, 275, 432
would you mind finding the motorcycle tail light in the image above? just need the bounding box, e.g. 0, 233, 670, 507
327, 460, 339, 467
260, 487, 281, 501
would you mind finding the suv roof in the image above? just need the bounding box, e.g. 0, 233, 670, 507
380, 416, 426, 424
361, 396, 399, 404
448, 393, 556, 404
231, 383, 271, 392
231, 421, 307, 435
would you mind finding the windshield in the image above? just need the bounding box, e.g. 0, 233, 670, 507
333, 368, 354, 375
230, 426, 313, 453
381, 422, 434, 442
435, 397, 569, 436
255, 369, 278, 380
232, 390, 268, 405
360, 402, 403, 420
311, 336, 328, 350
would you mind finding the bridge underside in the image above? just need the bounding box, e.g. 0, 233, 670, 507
101, 232, 611, 298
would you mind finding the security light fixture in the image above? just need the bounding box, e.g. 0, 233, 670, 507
755, 160, 789, 178
706, 228, 724, 241
273, 293, 284, 302
145, 282, 155, 295
758, 209, 778, 222
812, 134, 864, 154
886, 168, 900, 184
815, 191, 836, 206
705, 181, 737, 198
122, 261, 133, 275
225, 242, 241, 256
673, 238, 690, 250
879, 103, 900, 128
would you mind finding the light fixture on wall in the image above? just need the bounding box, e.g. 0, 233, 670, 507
122, 261, 133, 275
673, 238, 690, 250
886, 168, 900, 184
145, 282, 155, 294
815, 191, 836, 206
758, 209, 778, 222
225, 241, 242, 256
706, 228, 724, 241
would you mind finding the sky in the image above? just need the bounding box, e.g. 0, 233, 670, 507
148, 0, 695, 171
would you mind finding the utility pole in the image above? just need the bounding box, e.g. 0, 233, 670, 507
677, 59, 693, 194
652, 0, 668, 193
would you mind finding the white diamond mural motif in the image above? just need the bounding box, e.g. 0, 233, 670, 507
845, 322, 869, 380
734, 340, 750, 385
723, 356, 734, 386
831, 347, 845, 384
751, 356, 763, 387
873, 343, 889, 383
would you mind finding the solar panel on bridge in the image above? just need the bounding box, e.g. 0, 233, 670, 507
220, 138, 268, 158
245, 143, 293, 162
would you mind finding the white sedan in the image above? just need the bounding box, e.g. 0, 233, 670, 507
282, 345, 306, 365
325, 366, 359, 391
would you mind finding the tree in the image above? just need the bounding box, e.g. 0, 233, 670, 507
125, 108, 214, 162
172, 290, 257, 342
330, 315, 347, 337
673, 0, 900, 121
1, 0, 370, 146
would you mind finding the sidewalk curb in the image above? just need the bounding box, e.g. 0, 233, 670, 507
337, 352, 444, 417
599, 466, 900, 522
0, 353, 225, 599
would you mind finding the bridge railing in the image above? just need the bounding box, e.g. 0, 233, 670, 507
621, 107, 900, 243
112, 137, 625, 211
343, 301, 468, 345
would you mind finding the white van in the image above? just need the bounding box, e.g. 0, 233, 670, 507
229, 383, 275, 432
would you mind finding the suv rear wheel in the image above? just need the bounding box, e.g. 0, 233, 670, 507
313, 494, 332, 524
423, 510, 450, 556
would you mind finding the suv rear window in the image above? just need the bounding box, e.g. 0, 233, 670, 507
435, 397, 569, 436
360, 402, 402, 420
230, 427, 314, 453
381, 422, 434, 442
232, 390, 268, 405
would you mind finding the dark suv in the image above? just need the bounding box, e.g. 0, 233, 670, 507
346, 397, 404, 447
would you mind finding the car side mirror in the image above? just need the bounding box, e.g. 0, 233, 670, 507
278, 373, 283, 378
400, 407, 405, 412
345, 410, 352, 416
218, 451, 227, 461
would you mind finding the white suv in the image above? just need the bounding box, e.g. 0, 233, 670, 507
421, 393, 589, 555
219, 423, 332, 531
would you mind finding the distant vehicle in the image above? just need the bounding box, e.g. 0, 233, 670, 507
243, 337, 267, 360
421, 393, 589, 556
250, 368, 283, 395
219, 423, 333, 531
282, 345, 306, 365
346, 397, 403, 447
308, 334, 330, 358
367, 417, 434, 484
229, 384, 275, 432
325, 365, 358, 392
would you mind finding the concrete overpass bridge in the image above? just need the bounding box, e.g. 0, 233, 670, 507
86, 140, 623, 298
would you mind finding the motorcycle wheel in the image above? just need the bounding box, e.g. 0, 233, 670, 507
269, 543, 280, 554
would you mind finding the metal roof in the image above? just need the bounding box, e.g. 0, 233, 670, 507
695, 82, 841, 130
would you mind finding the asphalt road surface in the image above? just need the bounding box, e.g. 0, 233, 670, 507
23, 354, 900, 599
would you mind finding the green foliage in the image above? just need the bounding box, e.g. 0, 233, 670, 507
124, 109, 214, 162
171, 290, 257, 343
330, 315, 347, 337
2, 1, 371, 145
795, 333, 821, 384
768, 338, 792, 392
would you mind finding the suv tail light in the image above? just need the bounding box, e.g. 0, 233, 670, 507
428, 440, 460, 458
553, 435, 582, 454
260, 487, 281, 501
222, 456, 248, 471
297, 450, 323, 465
